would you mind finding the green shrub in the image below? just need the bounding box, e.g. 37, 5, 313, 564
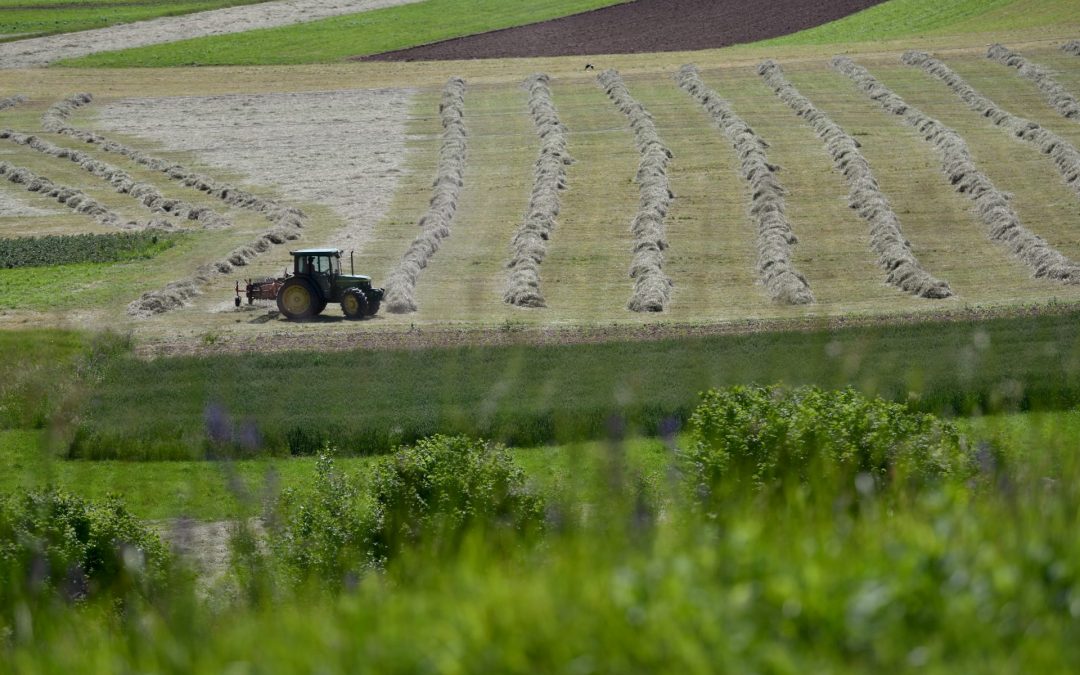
0, 231, 181, 269
0, 488, 169, 610
682, 385, 973, 497
272, 436, 544, 584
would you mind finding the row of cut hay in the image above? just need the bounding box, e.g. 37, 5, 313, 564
757, 60, 951, 299
503, 74, 574, 308
0, 130, 231, 229
1063, 41, 1080, 56
902, 51, 1080, 200
676, 64, 813, 305
986, 44, 1080, 120
383, 77, 467, 314
41, 93, 307, 316
0, 94, 26, 111
597, 68, 673, 312
0, 159, 166, 230
833, 56, 1080, 284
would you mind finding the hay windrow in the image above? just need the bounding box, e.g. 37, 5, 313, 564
902, 51, 1080, 201
503, 73, 573, 308
677, 63, 813, 305
986, 44, 1080, 120
383, 76, 467, 314
0, 129, 231, 229
757, 60, 951, 299
597, 68, 674, 312
1062, 40, 1080, 57
0, 159, 167, 230
0, 94, 26, 111
40, 93, 309, 317
833, 56, 1080, 284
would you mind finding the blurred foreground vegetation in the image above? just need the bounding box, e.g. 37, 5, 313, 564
3, 387, 1079, 672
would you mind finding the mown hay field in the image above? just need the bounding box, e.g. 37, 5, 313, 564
2, 30, 1080, 342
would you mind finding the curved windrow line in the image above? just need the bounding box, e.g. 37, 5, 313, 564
902, 51, 1080, 200
833, 56, 1080, 284
0, 159, 167, 229
757, 60, 951, 299
41, 93, 308, 316
0, 95, 26, 111
0, 130, 231, 229
503, 73, 573, 308
383, 76, 467, 314
987, 44, 1080, 120
596, 68, 673, 312
676, 64, 813, 305
1063, 41, 1080, 57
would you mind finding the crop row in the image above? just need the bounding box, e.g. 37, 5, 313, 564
383, 77, 468, 314
1063, 40, 1080, 57
902, 51, 1080, 201
0, 160, 166, 230
0, 129, 231, 229
41, 93, 306, 316
677, 64, 814, 306
503, 74, 573, 309
598, 69, 673, 312
987, 44, 1080, 121
833, 56, 1080, 284
757, 60, 952, 299
0, 230, 179, 269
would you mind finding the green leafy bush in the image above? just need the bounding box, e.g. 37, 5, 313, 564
273, 436, 544, 583
0, 230, 181, 269
0, 488, 169, 609
682, 385, 973, 496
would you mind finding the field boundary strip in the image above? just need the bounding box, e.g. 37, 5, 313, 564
987, 44, 1080, 120
597, 68, 674, 312
503, 73, 573, 309
677, 63, 814, 306
383, 76, 468, 314
902, 51, 1080, 201
0, 159, 167, 230
757, 60, 951, 299
0, 130, 232, 230
833, 56, 1080, 284
41, 93, 308, 316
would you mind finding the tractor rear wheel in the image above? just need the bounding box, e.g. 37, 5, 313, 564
342, 288, 369, 320
277, 278, 320, 320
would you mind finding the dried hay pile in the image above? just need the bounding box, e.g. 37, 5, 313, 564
383, 77, 468, 314
677, 64, 813, 305
834, 56, 1080, 284
0, 160, 164, 230
0, 130, 231, 229
1062, 40, 1080, 57
503, 74, 573, 308
986, 44, 1079, 120
757, 60, 951, 299
597, 68, 674, 312
0, 94, 26, 111
902, 51, 1080, 200
40, 93, 309, 316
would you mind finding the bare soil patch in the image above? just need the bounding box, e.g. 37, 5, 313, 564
359, 0, 888, 62
97, 88, 414, 253
0, 0, 424, 68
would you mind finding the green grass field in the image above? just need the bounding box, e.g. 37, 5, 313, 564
0, 0, 271, 41
58, 0, 631, 68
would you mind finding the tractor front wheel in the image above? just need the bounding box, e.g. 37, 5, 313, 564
367, 300, 381, 317
277, 278, 320, 320
341, 288, 369, 320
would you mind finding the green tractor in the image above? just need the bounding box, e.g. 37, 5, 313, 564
236, 249, 384, 321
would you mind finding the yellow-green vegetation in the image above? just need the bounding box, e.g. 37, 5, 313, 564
0, 0, 270, 40
58, 0, 630, 68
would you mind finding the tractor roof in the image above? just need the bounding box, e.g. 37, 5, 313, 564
289, 248, 342, 257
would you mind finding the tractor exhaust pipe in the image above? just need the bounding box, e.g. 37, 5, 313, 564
350, 250, 355, 276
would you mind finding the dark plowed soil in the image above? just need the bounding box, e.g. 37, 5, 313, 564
357, 0, 888, 62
